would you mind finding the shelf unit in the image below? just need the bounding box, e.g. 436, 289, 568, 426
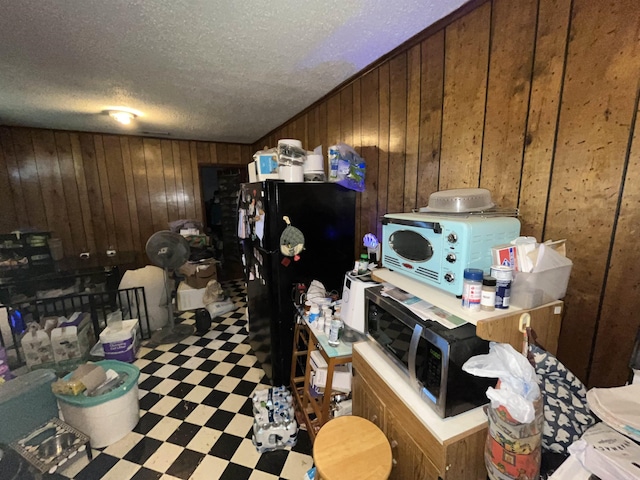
290, 312, 353, 441
0, 232, 54, 282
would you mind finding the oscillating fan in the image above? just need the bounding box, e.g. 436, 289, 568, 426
145, 231, 194, 344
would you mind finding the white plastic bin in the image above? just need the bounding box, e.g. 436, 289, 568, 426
511, 264, 572, 308
55, 360, 140, 448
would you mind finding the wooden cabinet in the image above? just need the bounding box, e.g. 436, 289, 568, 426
353, 344, 487, 480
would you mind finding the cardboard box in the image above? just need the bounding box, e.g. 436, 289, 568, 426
183, 260, 218, 289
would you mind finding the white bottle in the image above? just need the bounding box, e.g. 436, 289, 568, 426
328, 318, 341, 347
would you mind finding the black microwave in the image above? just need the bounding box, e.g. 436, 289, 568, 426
365, 286, 494, 418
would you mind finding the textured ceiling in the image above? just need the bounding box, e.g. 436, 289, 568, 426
0, 0, 467, 143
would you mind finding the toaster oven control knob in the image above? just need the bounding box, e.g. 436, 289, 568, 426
445, 253, 456, 263
444, 272, 455, 283
447, 233, 458, 244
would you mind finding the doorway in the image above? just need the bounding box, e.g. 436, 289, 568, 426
200, 166, 247, 281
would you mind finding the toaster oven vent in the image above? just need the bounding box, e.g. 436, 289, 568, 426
384, 256, 439, 282
416, 267, 438, 281
384, 256, 402, 269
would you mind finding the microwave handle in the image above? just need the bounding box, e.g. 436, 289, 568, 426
408, 323, 423, 387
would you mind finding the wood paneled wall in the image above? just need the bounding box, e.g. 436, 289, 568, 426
0, 127, 251, 259
253, 0, 640, 387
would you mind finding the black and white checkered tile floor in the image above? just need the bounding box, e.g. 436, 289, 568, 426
59, 280, 314, 480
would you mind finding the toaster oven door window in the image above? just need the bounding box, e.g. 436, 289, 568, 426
389, 231, 434, 262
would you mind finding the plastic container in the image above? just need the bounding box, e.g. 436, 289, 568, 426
481, 276, 497, 312
357, 254, 369, 275
177, 282, 206, 311
510, 264, 572, 308
462, 268, 483, 311
491, 265, 513, 309
0, 369, 58, 443
55, 360, 140, 448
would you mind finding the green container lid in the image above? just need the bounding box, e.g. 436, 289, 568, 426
55, 360, 139, 408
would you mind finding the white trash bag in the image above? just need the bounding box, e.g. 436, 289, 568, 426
462, 342, 540, 423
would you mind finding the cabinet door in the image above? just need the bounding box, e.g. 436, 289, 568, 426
386, 410, 441, 480
352, 370, 385, 431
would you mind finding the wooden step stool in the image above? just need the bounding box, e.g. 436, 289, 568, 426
313, 416, 392, 480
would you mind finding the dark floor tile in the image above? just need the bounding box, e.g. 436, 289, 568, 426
227, 365, 250, 378
219, 462, 252, 480
196, 359, 218, 372
169, 367, 192, 381
233, 379, 258, 397
209, 433, 244, 460
139, 376, 164, 391
74, 453, 120, 480
202, 389, 230, 408
131, 466, 163, 480
205, 409, 235, 430
217, 332, 233, 341
223, 352, 243, 364
167, 400, 199, 420
166, 422, 201, 447
255, 449, 289, 475
200, 372, 223, 388
213, 323, 228, 331
169, 343, 189, 354
219, 342, 237, 351
168, 382, 195, 399
142, 350, 163, 361
238, 397, 254, 416
169, 354, 191, 366
195, 347, 215, 358
133, 412, 163, 435
123, 437, 163, 465
141, 362, 163, 375
194, 337, 213, 347
165, 449, 206, 479
138, 392, 163, 411
292, 428, 312, 456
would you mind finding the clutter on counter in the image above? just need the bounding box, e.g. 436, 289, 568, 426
493, 237, 573, 309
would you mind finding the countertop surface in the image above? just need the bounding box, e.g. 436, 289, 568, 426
354, 340, 488, 443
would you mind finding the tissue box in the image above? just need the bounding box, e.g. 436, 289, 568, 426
51, 317, 93, 364
99, 319, 140, 363
511, 264, 572, 308
21, 329, 55, 368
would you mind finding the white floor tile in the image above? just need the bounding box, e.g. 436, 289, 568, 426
185, 403, 217, 426
189, 453, 230, 479
148, 395, 181, 415
230, 438, 262, 469
101, 459, 140, 480
147, 416, 182, 441
186, 425, 222, 453
143, 442, 183, 473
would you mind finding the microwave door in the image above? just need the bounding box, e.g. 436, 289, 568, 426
408, 324, 422, 389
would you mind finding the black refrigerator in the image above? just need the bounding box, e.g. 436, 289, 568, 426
238, 180, 356, 386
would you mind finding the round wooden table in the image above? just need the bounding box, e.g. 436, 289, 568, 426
313, 416, 392, 480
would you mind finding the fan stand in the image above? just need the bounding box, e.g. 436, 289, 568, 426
151, 267, 195, 345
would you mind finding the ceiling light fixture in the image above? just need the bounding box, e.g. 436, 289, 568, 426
108, 110, 136, 125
